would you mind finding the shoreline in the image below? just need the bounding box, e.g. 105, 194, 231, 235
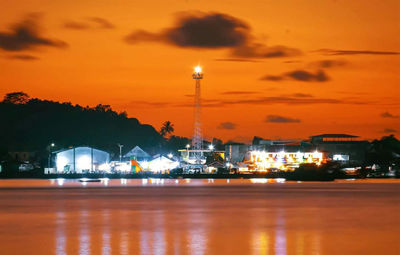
0, 172, 387, 181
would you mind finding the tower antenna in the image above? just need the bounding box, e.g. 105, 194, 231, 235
192, 65, 203, 161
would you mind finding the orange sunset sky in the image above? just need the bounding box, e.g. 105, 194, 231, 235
0, 0, 399, 143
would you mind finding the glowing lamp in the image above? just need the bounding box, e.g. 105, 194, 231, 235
194, 66, 202, 74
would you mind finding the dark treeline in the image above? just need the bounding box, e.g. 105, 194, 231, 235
365, 134, 400, 172
0, 92, 171, 161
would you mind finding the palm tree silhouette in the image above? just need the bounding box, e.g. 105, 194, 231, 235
160, 121, 175, 138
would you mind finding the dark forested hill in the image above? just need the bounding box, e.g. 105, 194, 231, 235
0, 93, 163, 157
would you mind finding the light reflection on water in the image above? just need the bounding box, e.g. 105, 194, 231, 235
102, 209, 111, 255
0, 180, 400, 254
80, 210, 90, 255
56, 212, 66, 255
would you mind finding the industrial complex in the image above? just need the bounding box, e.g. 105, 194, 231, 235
38, 67, 371, 176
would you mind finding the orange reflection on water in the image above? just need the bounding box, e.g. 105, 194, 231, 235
0, 181, 400, 254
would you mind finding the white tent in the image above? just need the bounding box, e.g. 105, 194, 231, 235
123, 146, 151, 161
144, 156, 179, 172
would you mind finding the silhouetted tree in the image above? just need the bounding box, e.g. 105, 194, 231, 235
366, 134, 400, 172
2, 92, 30, 104
166, 135, 191, 152
212, 138, 224, 150
95, 104, 112, 112
160, 121, 174, 137
0, 92, 163, 165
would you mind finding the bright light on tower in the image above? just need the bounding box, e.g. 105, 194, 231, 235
192, 66, 203, 80
194, 65, 202, 74
191, 64, 203, 159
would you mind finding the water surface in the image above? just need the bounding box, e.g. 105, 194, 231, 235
0, 179, 399, 254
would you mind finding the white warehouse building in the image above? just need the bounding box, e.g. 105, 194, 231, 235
54, 146, 110, 173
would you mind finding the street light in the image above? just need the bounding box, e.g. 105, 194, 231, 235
118, 144, 124, 163
186, 144, 190, 150
48, 143, 55, 168
208, 144, 214, 151
168, 153, 173, 159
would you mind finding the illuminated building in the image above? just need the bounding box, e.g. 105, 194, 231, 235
142, 155, 179, 173
54, 146, 110, 173
123, 146, 152, 162
246, 150, 324, 172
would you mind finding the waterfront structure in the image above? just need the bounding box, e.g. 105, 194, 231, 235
247, 150, 324, 172
141, 155, 179, 173
54, 146, 110, 173
226, 140, 312, 164
123, 146, 152, 162
225, 144, 251, 163
227, 134, 368, 169
310, 134, 369, 164
192, 66, 203, 160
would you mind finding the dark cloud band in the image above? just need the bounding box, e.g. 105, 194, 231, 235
265, 115, 301, 123
0, 15, 67, 51
125, 12, 300, 59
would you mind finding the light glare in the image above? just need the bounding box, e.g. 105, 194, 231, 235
194, 66, 202, 73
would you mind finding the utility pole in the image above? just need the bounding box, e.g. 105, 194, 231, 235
48, 143, 55, 169
118, 144, 124, 163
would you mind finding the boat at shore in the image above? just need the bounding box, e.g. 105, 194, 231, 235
78, 178, 101, 182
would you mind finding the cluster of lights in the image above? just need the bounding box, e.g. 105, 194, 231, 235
192, 65, 203, 79
249, 151, 324, 171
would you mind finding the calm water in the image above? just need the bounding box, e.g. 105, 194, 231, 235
0, 179, 399, 255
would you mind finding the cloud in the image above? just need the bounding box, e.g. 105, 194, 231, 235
283, 60, 302, 64
7, 54, 39, 61
231, 44, 301, 58
125, 12, 300, 58
122, 93, 371, 110
309, 59, 347, 68
126, 12, 249, 48
217, 122, 236, 130
87, 17, 115, 29
287, 70, 329, 82
0, 14, 67, 51
175, 94, 370, 108
383, 128, 397, 133
214, 58, 261, 62
292, 93, 313, 98
381, 112, 399, 118
220, 91, 258, 95
261, 69, 329, 82
316, 49, 400, 56
261, 75, 284, 81
63, 21, 89, 30
64, 17, 115, 30
265, 115, 301, 123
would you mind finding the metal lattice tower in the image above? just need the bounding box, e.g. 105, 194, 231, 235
192, 66, 203, 155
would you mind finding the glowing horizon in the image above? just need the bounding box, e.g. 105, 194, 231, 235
0, 0, 399, 142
